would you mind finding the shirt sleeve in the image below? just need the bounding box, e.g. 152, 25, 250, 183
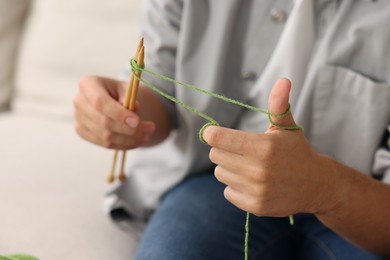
139, 0, 183, 128
373, 125, 390, 183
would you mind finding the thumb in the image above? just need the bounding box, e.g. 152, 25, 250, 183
267, 78, 297, 132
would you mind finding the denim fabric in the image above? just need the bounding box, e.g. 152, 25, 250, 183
134, 174, 388, 260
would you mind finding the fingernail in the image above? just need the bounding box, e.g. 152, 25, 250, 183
143, 125, 155, 135
125, 116, 138, 128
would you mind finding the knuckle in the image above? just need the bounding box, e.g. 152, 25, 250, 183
238, 133, 251, 152
74, 124, 83, 136
262, 138, 278, 160
79, 76, 107, 111
114, 109, 127, 122
102, 141, 114, 149
248, 166, 264, 183
78, 76, 88, 90
102, 117, 112, 130
73, 109, 81, 121
92, 95, 105, 111
223, 186, 233, 201
72, 94, 81, 108
252, 200, 266, 216
78, 75, 96, 89
214, 166, 224, 181
253, 185, 266, 198
209, 147, 220, 163
250, 194, 270, 216
102, 131, 114, 148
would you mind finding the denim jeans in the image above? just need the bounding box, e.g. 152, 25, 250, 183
134, 174, 388, 260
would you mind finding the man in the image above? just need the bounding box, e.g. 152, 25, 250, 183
73, 0, 390, 259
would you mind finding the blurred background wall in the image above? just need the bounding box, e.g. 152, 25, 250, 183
0, 0, 142, 259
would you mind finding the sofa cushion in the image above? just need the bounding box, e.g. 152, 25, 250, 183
0, 0, 30, 111
0, 0, 142, 258
14, 0, 140, 118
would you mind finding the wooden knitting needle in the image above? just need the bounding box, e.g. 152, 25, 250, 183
118, 45, 145, 181
106, 38, 144, 183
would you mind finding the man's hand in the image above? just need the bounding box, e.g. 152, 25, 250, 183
203, 78, 341, 217
73, 76, 156, 150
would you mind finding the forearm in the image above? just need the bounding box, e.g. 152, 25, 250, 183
316, 156, 390, 256
137, 86, 172, 146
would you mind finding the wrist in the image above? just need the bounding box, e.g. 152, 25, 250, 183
311, 154, 349, 216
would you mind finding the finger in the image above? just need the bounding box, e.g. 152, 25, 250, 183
76, 88, 145, 137
224, 186, 257, 214
85, 128, 148, 150
76, 125, 105, 148
75, 123, 131, 150
140, 121, 156, 136
74, 107, 153, 149
209, 147, 257, 176
202, 125, 266, 155
103, 121, 155, 148
214, 165, 251, 192
80, 76, 140, 128
267, 78, 296, 131
75, 111, 139, 149
79, 129, 142, 151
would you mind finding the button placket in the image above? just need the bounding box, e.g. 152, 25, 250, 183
240, 71, 257, 81
270, 8, 287, 23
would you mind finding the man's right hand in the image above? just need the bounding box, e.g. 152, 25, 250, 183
73, 76, 156, 150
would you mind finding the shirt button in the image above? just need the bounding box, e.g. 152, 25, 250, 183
270, 9, 286, 23
240, 71, 257, 81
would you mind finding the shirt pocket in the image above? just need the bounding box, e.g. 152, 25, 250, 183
310, 65, 390, 174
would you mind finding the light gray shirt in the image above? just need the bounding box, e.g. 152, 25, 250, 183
107, 0, 390, 220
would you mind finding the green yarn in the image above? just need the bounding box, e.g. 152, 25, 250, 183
0, 254, 39, 260
199, 122, 219, 144
130, 58, 301, 260
289, 215, 294, 225
244, 212, 250, 260
130, 59, 303, 133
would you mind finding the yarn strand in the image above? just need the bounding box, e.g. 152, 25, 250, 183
130, 58, 301, 260
245, 212, 250, 260
130, 59, 303, 132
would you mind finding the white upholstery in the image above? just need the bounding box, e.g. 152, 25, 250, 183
0, 0, 141, 258
15, 0, 141, 118
0, 0, 30, 111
